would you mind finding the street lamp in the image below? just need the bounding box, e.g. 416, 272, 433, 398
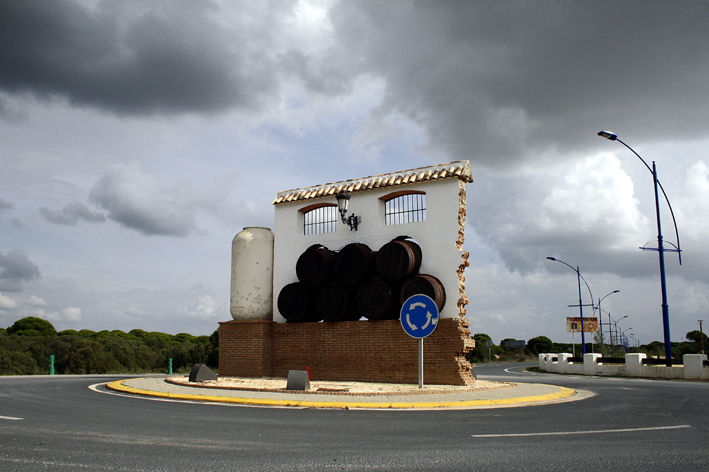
622, 328, 633, 350
629, 333, 638, 349
699, 320, 705, 355
612, 315, 628, 353
598, 131, 682, 367
598, 290, 620, 354
547, 257, 594, 354
335, 190, 359, 231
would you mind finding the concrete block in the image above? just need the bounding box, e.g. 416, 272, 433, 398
558, 353, 572, 374
683, 354, 708, 379
626, 353, 646, 377
286, 370, 310, 391
189, 363, 218, 382
583, 353, 601, 375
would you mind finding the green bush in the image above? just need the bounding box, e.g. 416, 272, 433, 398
7, 316, 57, 337
1, 317, 218, 375
526, 336, 554, 355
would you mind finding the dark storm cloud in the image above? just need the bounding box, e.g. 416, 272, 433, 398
5, 0, 706, 163
0, 249, 41, 293
0, 0, 277, 115
39, 202, 106, 226
328, 1, 709, 167
0, 198, 12, 213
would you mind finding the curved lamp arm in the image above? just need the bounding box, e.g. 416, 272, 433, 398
546, 257, 594, 309
598, 131, 682, 265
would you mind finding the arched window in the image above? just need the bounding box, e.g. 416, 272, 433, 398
380, 191, 426, 225
300, 203, 338, 235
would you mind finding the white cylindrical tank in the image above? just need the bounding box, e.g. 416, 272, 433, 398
230, 227, 274, 321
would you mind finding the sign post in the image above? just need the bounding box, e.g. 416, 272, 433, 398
400, 294, 440, 388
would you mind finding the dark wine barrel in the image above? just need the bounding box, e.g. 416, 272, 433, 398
316, 283, 359, 322
277, 282, 319, 322
296, 244, 334, 288
400, 274, 446, 311
356, 277, 401, 321
333, 242, 375, 285
375, 237, 422, 282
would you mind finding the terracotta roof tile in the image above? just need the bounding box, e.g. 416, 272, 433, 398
273, 160, 473, 205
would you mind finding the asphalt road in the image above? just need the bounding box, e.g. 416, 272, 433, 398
1, 364, 707, 471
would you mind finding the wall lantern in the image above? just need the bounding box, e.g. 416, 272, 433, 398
335, 190, 358, 231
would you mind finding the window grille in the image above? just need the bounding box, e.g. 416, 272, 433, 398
304, 205, 338, 235
384, 193, 426, 225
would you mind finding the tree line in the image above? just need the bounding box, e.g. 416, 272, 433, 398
0, 316, 218, 376
3, 316, 706, 375
466, 331, 709, 364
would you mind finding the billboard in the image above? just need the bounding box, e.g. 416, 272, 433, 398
566, 317, 598, 333
504, 340, 526, 349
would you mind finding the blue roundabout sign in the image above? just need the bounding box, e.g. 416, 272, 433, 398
400, 294, 439, 339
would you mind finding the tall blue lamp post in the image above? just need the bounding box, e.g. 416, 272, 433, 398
597, 290, 620, 353
547, 257, 594, 355
598, 131, 681, 366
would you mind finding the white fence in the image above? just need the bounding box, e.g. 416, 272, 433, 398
538, 353, 709, 380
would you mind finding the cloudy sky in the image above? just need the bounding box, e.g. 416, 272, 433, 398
1, 0, 708, 346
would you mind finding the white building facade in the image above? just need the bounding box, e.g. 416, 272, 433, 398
272, 161, 473, 322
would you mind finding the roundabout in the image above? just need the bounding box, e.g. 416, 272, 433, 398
104, 375, 581, 409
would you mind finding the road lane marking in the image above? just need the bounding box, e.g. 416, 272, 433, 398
0, 416, 24, 421
503, 367, 527, 374
472, 424, 691, 438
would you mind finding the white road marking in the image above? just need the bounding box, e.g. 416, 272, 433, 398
0, 415, 24, 421
89, 382, 304, 409
472, 424, 691, 438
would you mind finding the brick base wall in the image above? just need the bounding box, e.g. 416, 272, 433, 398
218, 319, 273, 377
219, 317, 475, 385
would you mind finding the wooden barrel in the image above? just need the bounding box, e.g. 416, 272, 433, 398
296, 244, 334, 288
375, 237, 422, 282
400, 274, 446, 311
316, 283, 359, 322
356, 277, 401, 321
277, 282, 320, 322
333, 242, 375, 285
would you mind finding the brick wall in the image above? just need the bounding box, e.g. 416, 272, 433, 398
219, 317, 475, 386
218, 319, 273, 377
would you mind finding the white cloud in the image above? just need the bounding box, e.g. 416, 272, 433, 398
25, 295, 48, 307
467, 156, 653, 276
678, 161, 709, 241
89, 162, 199, 237
541, 154, 649, 247
61, 307, 82, 322
183, 294, 218, 321
36, 306, 81, 323
0, 294, 16, 309
39, 201, 106, 226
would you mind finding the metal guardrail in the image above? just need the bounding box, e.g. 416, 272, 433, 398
642, 358, 683, 366
598, 357, 626, 364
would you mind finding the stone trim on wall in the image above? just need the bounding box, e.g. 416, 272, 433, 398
456, 178, 470, 317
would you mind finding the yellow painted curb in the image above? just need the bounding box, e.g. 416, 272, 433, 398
106, 380, 577, 410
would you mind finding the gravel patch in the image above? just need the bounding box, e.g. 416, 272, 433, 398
166, 376, 514, 396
